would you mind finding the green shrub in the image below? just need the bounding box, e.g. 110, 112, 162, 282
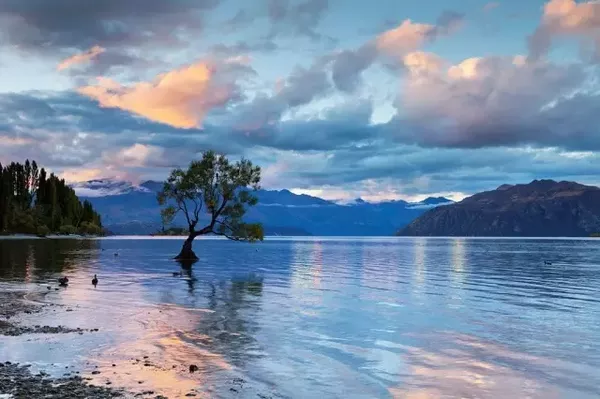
36, 225, 50, 237
79, 222, 103, 236
58, 225, 77, 235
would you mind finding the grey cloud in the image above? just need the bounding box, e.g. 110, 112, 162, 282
330, 45, 378, 92
266, 0, 330, 41
435, 11, 465, 36
211, 40, 278, 56
327, 10, 464, 93
0, 0, 219, 54
225, 58, 332, 128
527, 0, 600, 62
279, 62, 331, 107
267, 142, 600, 196
219, 0, 331, 42
527, 27, 553, 62
2, 87, 600, 198
62, 49, 165, 82
392, 56, 598, 150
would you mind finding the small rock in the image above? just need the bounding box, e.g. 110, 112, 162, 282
189, 364, 199, 373
91, 371, 101, 375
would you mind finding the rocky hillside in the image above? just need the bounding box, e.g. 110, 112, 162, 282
397, 180, 600, 237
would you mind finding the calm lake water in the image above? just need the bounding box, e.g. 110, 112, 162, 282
1, 237, 600, 398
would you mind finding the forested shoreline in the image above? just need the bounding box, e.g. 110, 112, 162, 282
0, 160, 103, 236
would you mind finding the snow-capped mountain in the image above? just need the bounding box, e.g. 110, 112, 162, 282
74, 179, 453, 235
405, 197, 455, 210
70, 179, 153, 197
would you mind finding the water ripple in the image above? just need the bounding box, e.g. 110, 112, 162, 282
0, 237, 599, 398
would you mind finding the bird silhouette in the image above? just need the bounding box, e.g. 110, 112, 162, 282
58, 277, 69, 286
544, 260, 552, 265
92, 274, 98, 286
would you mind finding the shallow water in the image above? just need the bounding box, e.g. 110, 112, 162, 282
1, 236, 600, 398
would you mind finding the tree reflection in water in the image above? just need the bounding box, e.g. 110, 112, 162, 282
176, 259, 265, 368
0, 239, 99, 281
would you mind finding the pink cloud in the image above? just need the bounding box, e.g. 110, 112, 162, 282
375, 20, 437, 59
57, 46, 106, 71
78, 60, 241, 129
397, 54, 586, 147
529, 0, 600, 60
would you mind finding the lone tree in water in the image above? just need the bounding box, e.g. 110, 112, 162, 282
157, 151, 264, 261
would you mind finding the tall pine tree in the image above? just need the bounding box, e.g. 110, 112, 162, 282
0, 161, 103, 235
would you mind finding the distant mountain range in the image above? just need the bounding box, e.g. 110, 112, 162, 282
398, 179, 600, 237
72, 179, 453, 236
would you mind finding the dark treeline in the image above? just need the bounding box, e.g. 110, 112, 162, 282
0, 160, 103, 236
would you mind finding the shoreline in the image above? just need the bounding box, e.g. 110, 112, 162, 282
0, 234, 100, 240
0, 290, 130, 398
0, 287, 266, 399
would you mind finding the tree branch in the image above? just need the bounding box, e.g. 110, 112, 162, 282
214, 219, 235, 233
179, 196, 194, 229
176, 200, 192, 228
212, 195, 229, 223
211, 230, 243, 241
191, 197, 202, 223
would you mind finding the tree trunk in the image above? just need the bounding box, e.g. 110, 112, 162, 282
175, 234, 199, 261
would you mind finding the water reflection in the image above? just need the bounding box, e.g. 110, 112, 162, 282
0, 239, 100, 281
0, 237, 599, 398
389, 332, 598, 399
412, 237, 427, 296
195, 276, 264, 368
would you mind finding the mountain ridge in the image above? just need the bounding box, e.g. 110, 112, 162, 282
73, 179, 453, 236
397, 179, 600, 237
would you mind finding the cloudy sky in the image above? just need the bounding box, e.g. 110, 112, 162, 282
0, 0, 599, 202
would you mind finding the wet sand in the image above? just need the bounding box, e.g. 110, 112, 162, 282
0, 289, 276, 399
0, 290, 133, 398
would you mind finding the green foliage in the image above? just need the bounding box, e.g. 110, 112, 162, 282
36, 225, 50, 237
160, 206, 177, 231
59, 225, 77, 235
155, 227, 188, 236
79, 221, 103, 236
0, 160, 103, 236
157, 150, 263, 242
